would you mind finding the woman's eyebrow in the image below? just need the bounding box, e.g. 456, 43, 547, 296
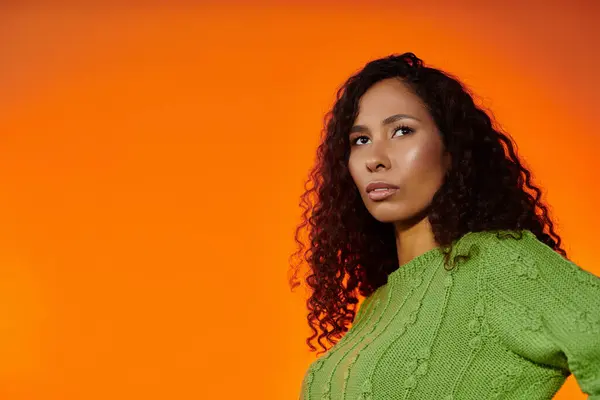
350, 113, 421, 134
382, 113, 421, 125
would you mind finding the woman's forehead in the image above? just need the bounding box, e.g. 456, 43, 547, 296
355, 79, 429, 124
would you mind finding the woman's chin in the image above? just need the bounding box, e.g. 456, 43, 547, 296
367, 203, 428, 225
367, 205, 408, 224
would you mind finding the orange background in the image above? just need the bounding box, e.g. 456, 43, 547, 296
0, 2, 599, 399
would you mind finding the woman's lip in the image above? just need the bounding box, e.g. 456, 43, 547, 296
365, 181, 400, 193
367, 188, 398, 201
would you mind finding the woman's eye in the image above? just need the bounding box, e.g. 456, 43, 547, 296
352, 136, 371, 146
393, 125, 413, 137
351, 127, 412, 146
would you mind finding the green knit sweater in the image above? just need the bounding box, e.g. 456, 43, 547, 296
299, 229, 600, 400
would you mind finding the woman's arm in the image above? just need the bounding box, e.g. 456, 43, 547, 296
482, 230, 600, 399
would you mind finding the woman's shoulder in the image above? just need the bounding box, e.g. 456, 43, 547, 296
474, 229, 600, 395
479, 228, 598, 283
475, 228, 600, 315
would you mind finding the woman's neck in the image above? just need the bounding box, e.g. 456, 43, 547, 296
394, 217, 440, 267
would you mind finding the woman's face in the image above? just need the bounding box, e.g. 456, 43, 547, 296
348, 78, 450, 224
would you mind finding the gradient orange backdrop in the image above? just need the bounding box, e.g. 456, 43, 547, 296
0, 2, 599, 399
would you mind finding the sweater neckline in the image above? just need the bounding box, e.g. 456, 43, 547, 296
386, 245, 444, 285
386, 230, 482, 285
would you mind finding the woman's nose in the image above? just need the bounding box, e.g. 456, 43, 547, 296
365, 143, 391, 172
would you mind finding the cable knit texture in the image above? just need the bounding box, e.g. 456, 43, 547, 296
299, 229, 600, 400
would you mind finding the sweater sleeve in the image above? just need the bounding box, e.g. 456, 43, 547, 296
482, 230, 600, 399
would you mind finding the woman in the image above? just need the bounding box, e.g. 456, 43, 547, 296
289, 52, 600, 399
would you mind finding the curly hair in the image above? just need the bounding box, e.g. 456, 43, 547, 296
288, 52, 566, 355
